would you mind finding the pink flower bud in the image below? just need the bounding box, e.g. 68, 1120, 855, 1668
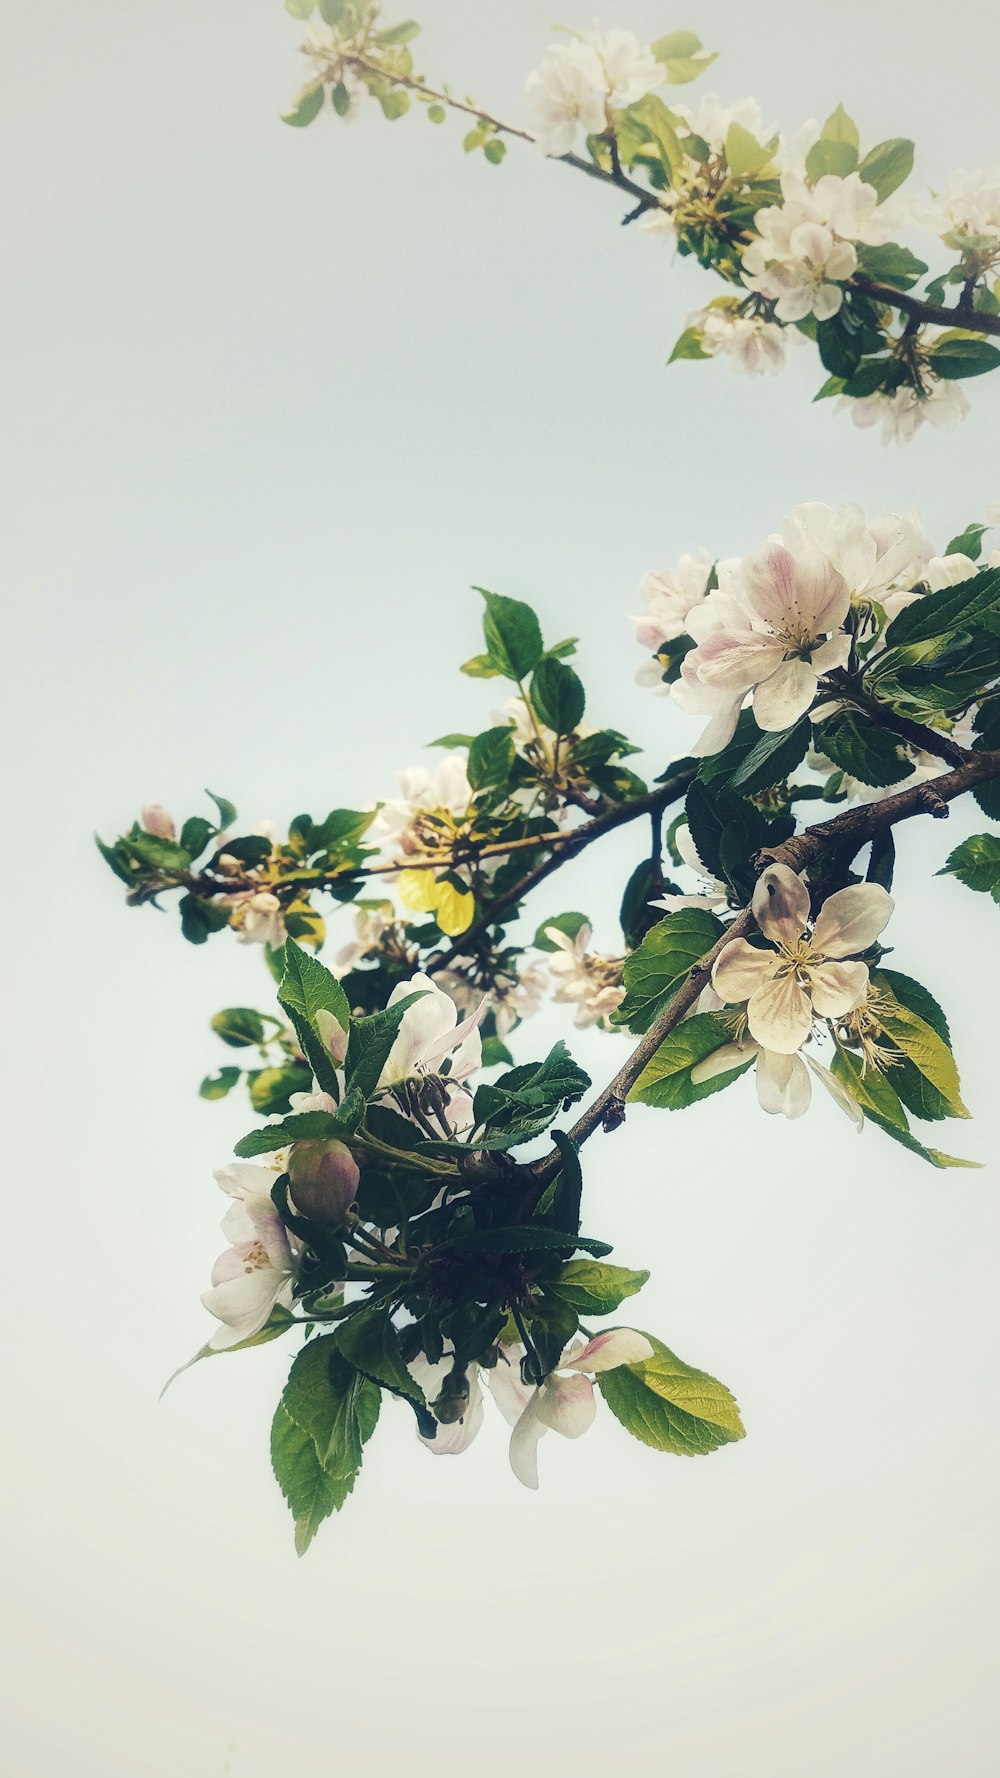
141, 802, 176, 839
315, 1008, 349, 1066
287, 1139, 360, 1228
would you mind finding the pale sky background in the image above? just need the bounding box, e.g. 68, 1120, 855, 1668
3, 2, 1000, 1774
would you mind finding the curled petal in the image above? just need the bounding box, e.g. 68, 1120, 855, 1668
808, 959, 870, 1019
755, 1048, 811, 1118
488, 1346, 534, 1427
712, 937, 778, 1005
746, 969, 813, 1054
691, 1040, 761, 1084
812, 883, 894, 957
563, 1328, 654, 1374
752, 864, 810, 947
509, 1393, 547, 1490
806, 1056, 864, 1128
536, 1373, 597, 1439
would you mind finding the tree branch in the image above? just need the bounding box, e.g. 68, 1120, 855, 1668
345, 57, 1000, 342
493, 745, 1000, 1186
817, 675, 974, 768
426, 765, 697, 974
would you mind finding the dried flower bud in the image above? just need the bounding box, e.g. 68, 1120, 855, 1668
431, 1363, 471, 1424
287, 1139, 359, 1227
141, 802, 176, 839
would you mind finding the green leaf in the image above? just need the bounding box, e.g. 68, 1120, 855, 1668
857, 138, 915, 201
855, 242, 928, 291
874, 968, 950, 1043
945, 524, 987, 561
821, 102, 860, 149
211, 1007, 268, 1048
530, 657, 585, 734
927, 335, 1000, 380
179, 816, 215, 859
724, 122, 773, 178
282, 84, 325, 128
467, 725, 516, 790
937, 832, 1000, 901
374, 19, 420, 45
831, 1050, 976, 1167
623, 95, 684, 180
460, 653, 502, 679
628, 1012, 752, 1109
247, 1061, 312, 1116
614, 910, 726, 1034
521, 1294, 580, 1375
884, 565, 1000, 647
334, 1308, 424, 1404
729, 716, 811, 794
533, 1130, 583, 1235
271, 1340, 381, 1553
649, 34, 717, 84
668, 325, 711, 363
179, 895, 231, 945
346, 991, 425, 1099
814, 712, 914, 788
548, 1260, 650, 1316
476, 588, 543, 681
598, 1332, 745, 1455
199, 1066, 241, 1101
379, 89, 410, 121
472, 1043, 590, 1147
878, 1002, 968, 1119
279, 938, 351, 1039
285, 0, 316, 16
806, 138, 858, 181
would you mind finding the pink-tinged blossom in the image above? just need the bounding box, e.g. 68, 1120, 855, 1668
843, 377, 971, 446
202, 1162, 297, 1351
489, 1329, 655, 1489
140, 802, 176, 839
711, 864, 893, 1053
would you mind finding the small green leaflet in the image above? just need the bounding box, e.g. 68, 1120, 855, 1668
938, 832, 1000, 902
628, 1013, 753, 1110
271, 1339, 381, 1554
548, 1260, 650, 1316
613, 909, 725, 1034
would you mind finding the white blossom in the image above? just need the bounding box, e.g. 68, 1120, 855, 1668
375, 972, 486, 1133
373, 757, 472, 857
545, 923, 625, 1027
711, 864, 893, 1053
844, 376, 971, 445
581, 29, 662, 108
632, 551, 713, 658
674, 92, 773, 153
697, 303, 787, 375
525, 43, 607, 157
918, 166, 1000, 251
407, 1352, 486, 1456
743, 171, 891, 322
488, 1329, 654, 1489
202, 1162, 297, 1351
650, 823, 727, 913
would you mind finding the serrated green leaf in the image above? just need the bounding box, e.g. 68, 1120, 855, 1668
476, 587, 543, 681
814, 712, 914, 787
271, 1340, 381, 1553
937, 831, 1000, 901
628, 1012, 752, 1109
614, 910, 725, 1034
597, 1332, 745, 1455
334, 1307, 424, 1404
530, 657, 585, 734
548, 1260, 650, 1316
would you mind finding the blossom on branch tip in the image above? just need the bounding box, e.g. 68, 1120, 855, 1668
711, 865, 894, 1054
140, 803, 176, 839
375, 972, 486, 1133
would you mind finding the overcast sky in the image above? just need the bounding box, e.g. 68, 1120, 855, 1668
4, 3, 999, 1774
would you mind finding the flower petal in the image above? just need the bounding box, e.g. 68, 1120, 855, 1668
806, 1055, 864, 1128
563, 1328, 654, 1374
752, 657, 818, 731
751, 864, 811, 947
755, 1048, 811, 1118
808, 959, 870, 1019
811, 883, 894, 957
536, 1373, 597, 1439
509, 1394, 547, 1490
690, 1040, 761, 1084
712, 937, 778, 1005
746, 970, 813, 1053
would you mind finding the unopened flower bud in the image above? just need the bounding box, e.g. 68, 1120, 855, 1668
141, 802, 176, 839
431, 1363, 470, 1424
315, 1008, 349, 1066
287, 1139, 359, 1227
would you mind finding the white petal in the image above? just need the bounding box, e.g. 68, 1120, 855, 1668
488, 1347, 534, 1427
690, 1040, 761, 1084
808, 959, 870, 1019
752, 658, 818, 731
811, 883, 894, 957
752, 864, 810, 946
508, 1394, 547, 1490
563, 1328, 654, 1374
536, 1374, 596, 1439
755, 1048, 811, 1118
806, 1055, 865, 1128
712, 938, 778, 1005
747, 970, 813, 1054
